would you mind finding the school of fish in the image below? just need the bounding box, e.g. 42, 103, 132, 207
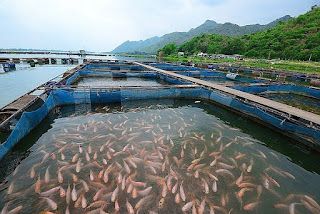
0, 102, 319, 214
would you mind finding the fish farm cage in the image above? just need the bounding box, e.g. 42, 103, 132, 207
0, 60, 319, 214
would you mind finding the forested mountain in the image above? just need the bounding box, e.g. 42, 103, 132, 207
111, 15, 291, 54
175, 6, 320, 61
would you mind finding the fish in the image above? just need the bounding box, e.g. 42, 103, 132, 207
198, 198, 206, 214
243, 201, 260, 211
202, 179, 209, 194
80, 179, 89, 192
138, 186, 152, 196
76, 158, 82, 173
263, 171, 280, 187
117, 173, 123, 184
85, 152, 90, 162
304, 195, 320, 210
115, 199, 120, 211
126, 200, 134, 214
66, 183, 71, 204
182, 201, 194, 212
218, 162, 235, 170
122, 176, 126, 190
35, 175, 41, 194
162, 184, 167, 197
123, 160, 131, 174
45, 166, 50, 183
111, 186, 119, 202
158, 198, 165, 209
72, 183, 77, 201
81, 194, 87, 208
215, 169, 235, 179
40, 186, 60, 197
236, 172, 243, 187
212, 180, 217, 192
72, 153, 79, 162
41, 197, 57, 210
175, 192, 180, 203
60, 151, 65, 160
237, 188, 253, 198
180, 183, 186, 201
7, 206, 22, 214
132, 187, 138, 198
60, 185, 66, 197
30, 165, 36, 178
58, 169, 63, 183
135, 195, 153, 209
89, 170, 94, 181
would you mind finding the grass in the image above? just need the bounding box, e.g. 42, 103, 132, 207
161, 56, 320, 75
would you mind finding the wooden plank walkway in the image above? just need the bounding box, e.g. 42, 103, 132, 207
2, 95, 37, 111
134, 62, 320, 126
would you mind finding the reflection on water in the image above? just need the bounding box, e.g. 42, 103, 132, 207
260, 92, 320, 115
0, 99, 319, 213
74, 77, 172, 87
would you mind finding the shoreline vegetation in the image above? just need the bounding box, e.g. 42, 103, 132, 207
161, 56, 320, 75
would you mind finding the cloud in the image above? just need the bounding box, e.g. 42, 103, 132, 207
0, 0, 317, 52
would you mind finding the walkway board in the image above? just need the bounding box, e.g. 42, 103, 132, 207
3, 95, 37, 111
134, 62, 320, 125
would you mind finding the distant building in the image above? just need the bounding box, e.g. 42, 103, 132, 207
79, 50, 86, 56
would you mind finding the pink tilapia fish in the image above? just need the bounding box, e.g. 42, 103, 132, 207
126, 200, 134, 214
215, 169, 235, 179
35, 175, 41, 194
6, 205, 22, 214
198, 198, 206, 214
66, 183, 71, 204
263, 171, 280, 187
243, 201, 261, 211
135, 195, 154, 209
182, 201, 194, 212
72, 153, 79, 163
217, 162, 235, 170
41, 197, 57, 210
162, 183, 168, 197
57, 169, 63, 183
236, 172, 243, 187
40, 186, 60, 197
45, 166, 50, 183
60, 186, 66, 198
80, 179, 89, 192
138, 186, 152, 196
76, 158, 82, 173
304, 195, 320, 210
115, 200, 120, 212
247, 158, 254, 173
180, 182, 186, 202
83, 152, 90, 163
81, 194, 87, 208
212, 180, 217, 192
111, 186, 119, 202
202, 179, 209, 194
72, 183, 77, 201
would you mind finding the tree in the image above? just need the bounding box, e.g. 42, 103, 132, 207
160, 43, 178, 56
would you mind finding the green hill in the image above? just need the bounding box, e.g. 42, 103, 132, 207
174, 6, 320, 61
111, 16, 291, 54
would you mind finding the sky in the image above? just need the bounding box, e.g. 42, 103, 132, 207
0, 0, 318, 52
